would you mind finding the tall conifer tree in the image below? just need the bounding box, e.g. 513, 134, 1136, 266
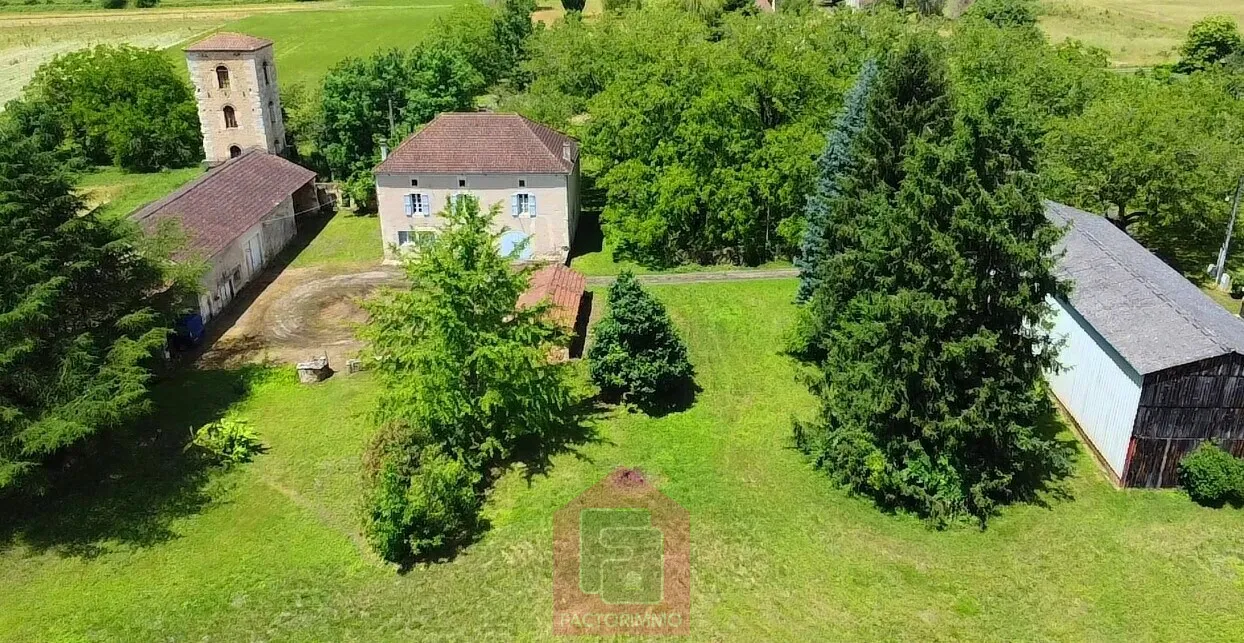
796, 59, 877, 303
0, 137, 195, 492
796, 39, 1069, 524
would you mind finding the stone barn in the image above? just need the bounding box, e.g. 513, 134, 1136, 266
1046, 201, 1244, 487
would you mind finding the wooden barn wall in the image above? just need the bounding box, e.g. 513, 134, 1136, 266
1126, 353, 1244, 487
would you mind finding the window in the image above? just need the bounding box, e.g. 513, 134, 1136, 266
397, 229, 436, 248
262, 61, 270, 86
216, 66, 230, 90
223, 106, 238, 129
229, 145, 242, 158
458, 177, 467, 188
518, 178, 526, 188
512, 192, 536, 218
410, 178, 418, 187
268, 101, 276, 124
403, 193, 431, 217
450, 192, 469, 209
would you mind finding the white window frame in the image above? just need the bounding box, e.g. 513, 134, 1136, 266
397, 228, 437, 251
512, 192, 536, 218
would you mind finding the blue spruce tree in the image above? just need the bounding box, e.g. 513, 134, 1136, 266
795, 59, 878, 303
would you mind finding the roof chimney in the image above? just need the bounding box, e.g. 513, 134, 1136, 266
562, 141, 573, 162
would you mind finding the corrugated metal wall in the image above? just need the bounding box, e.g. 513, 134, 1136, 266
1046, 296, 1143, 478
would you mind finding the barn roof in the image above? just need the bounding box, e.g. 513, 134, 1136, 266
1048, 201, 1244, 374
518, 264, 586, 328
375, 113, 578, 175
184, 32, 273, 52
132, 150, 316, 260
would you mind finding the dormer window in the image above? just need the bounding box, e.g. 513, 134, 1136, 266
216, 66, 230, 90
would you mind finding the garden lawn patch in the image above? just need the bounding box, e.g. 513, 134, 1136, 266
3, 280, 1244, 639
78, 166, 203, 219
287, 210, 382, 268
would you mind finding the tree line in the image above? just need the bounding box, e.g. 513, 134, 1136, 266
510, 0, 1244, 274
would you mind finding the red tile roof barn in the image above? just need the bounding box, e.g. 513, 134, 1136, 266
375, 113, 579, 175
519, 264, 586, 328
132, 150, 316, 260
184, 32, 274, 52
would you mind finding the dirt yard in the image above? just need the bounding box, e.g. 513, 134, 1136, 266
196, 263, 402, 368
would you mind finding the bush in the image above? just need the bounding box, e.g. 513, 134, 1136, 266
966, 0, 1038, 30
588, 270, 694, 411
190, 418, 262, 464
1179, 442, 1244, 506
361, 442, 481, 564
1177, 15, 1243, 73
560, 0, 585, 12
100, 0, 125, 8
134, 0, 159, 7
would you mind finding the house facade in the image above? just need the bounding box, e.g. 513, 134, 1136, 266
374, 113, 580, 263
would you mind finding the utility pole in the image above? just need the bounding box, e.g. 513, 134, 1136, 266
1215, 176, 1244, 288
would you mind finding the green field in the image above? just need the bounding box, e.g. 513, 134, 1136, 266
287, 209, 383, 267
1039, 0, 1244, 66
78, 166, 204, 219
4, 279, 1244, 640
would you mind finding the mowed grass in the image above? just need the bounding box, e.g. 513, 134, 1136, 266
287, 209, 383, 268
197, 0, 463, 88
3, 279, 1244, 639
1039, 0, 1244, 66
78, 165, 203, 219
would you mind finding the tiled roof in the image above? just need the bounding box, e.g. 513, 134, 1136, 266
519, 264, 586, 329
375, 113, 578, 175
184, 32, 273, 52
1048, 201, 1244, 374
132, 150, 316, 260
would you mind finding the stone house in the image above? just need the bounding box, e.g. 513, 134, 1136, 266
373, 112, 581, 263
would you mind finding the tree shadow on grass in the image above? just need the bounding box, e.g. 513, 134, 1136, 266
501, 396, 612, 488
0, 365, 269, 559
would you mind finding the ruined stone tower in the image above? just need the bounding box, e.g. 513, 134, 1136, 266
184, 32, 286, 166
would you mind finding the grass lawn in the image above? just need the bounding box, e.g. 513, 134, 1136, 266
287, 209, 383, 268
1039, 0, 1244, 66
77, 165, 203, 219
4, 279, 1244, 640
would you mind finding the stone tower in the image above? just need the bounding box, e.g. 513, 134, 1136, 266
184, 32, 286, 166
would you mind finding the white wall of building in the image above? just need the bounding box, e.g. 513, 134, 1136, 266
197, 196, 297, 322
375, 171, 577, 263
1047, 296, 1143, 478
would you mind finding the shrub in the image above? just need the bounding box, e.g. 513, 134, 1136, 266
134, 0, 159, 7
966, 0, 1038, 30
100, 0, 125, 8
588, 270, 694, 411
361, 441, 481, 564
1177, 15, 1243, 73
560, 0, 585, 12
1179, 442, 1244, 506
190, 418, 262, 464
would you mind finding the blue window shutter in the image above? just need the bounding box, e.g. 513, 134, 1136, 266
403, 194, 413, 217
511, 194, 519, 218
422, 193, 432, 217
530, 193, 538, 218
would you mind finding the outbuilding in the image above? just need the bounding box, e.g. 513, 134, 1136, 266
1046, 201, 1244, 487
132, 149, 320, 324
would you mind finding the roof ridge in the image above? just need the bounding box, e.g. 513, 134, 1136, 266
1062, 204, 1236, 357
